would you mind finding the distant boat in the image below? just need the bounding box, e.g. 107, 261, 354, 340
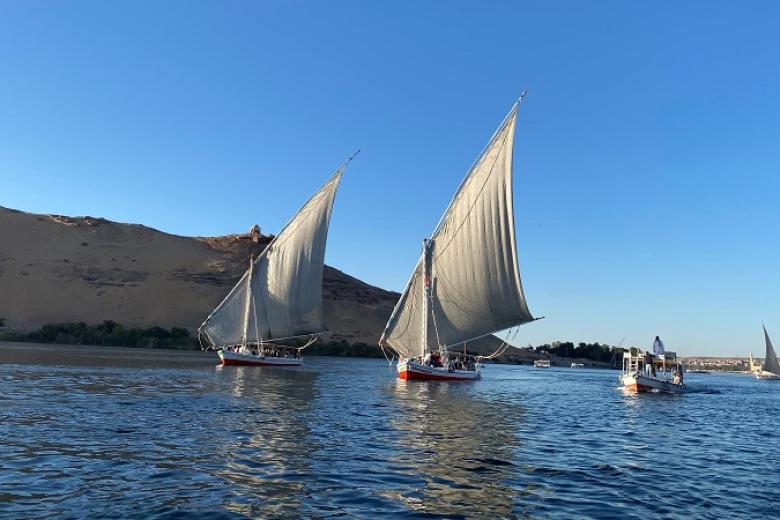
379, 95, 539, 381
198, 155, 356, 366
534, 359, 551, 369
756, 325, 780, 380
749, 352, 761, 373
570, 363, 585, 368
620, 338, 685, 394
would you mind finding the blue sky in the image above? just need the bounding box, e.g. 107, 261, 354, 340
2, 1, 779, 355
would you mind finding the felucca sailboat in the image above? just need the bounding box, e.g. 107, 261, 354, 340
379, 95, 538, 381
198, 155, 356, 366
756, 325, 780, 380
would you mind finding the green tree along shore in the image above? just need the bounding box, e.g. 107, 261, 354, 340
0, 321, 199, 349
532, 341, 626, 365
0, 321, 626, 363
0, 320, 386, 357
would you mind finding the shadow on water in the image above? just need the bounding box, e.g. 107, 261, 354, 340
381, 379, 525, 519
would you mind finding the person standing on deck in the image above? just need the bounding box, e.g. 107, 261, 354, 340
651, 336, 665, 377
653, 336, 665, 356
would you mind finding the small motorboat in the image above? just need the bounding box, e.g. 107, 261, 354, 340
570, 362, 585, 368
534, 359, 551, 368
621, 346, 685, 395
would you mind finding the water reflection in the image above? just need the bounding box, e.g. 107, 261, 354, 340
214, 366, 318, 518
3, 346, 777, 518
385, 380, 522, 518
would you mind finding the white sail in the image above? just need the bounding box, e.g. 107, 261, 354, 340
763, 325, 780, 375
200, 168, 343, 347
380, 100, 534, 360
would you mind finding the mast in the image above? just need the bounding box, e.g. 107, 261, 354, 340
241, 257, 253, 347
421, 238, 433, 359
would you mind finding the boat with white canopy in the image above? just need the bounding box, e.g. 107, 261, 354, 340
198, 154, 356, 366
378, 94, 539, 381
756, 325, 780, 380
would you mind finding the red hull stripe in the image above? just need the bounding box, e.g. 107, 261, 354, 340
624, 383, 652, 392
399, 369, 477, 381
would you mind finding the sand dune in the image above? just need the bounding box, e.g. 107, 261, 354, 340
0, 206, 397, 345
0, 206, 525, 357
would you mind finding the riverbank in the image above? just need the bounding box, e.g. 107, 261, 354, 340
0, 341, 215, 369
0, 340, 621, 371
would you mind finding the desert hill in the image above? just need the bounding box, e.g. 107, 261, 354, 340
0, 206, 527, 357
0, 206, 397, 345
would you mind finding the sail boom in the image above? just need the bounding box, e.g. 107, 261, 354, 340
205, 330, 330, 348
440, 317, 540, 352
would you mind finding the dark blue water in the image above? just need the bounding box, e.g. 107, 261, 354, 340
1, 343, 778, 519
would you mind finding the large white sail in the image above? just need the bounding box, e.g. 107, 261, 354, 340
763, 325, 780, 375
200, 168, 343, 347
380, 100, 534, 360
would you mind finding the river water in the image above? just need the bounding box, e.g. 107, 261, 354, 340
0, 342, 777, 519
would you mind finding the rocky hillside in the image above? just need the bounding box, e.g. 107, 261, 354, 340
0, 206, 397, 345
0, 206, 532, 358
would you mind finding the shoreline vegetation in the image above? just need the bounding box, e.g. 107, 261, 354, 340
0, 321, 625, 366
0, 321, 751, 370
0, 321, 389, 358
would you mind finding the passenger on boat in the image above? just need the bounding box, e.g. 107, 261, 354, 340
423, 352, 432, 366
653, 336, 665, 355
672, 366, 684, 385
644, 351, 656, 377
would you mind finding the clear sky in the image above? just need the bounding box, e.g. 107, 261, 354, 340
2, 1, 779, 356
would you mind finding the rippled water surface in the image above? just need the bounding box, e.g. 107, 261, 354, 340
1, 342, 778, 519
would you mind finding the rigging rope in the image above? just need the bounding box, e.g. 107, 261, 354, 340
477, 327, 519, 361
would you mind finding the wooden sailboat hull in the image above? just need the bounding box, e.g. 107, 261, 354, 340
621, 373, 684, 394
218, 350, 302, 367
397, 359, 481, 381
